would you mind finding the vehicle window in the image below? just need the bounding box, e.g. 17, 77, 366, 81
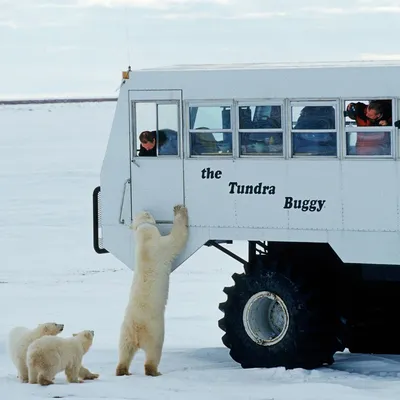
189, 105, 232, 156
238, 105, 283, 156
134, 102, 179, 157
344, 99, 393, 156
291, 104, 337, 157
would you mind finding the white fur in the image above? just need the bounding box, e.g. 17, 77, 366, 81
26, 330, 95, 386
116, 204, 189, 377
7, 323, 64, 383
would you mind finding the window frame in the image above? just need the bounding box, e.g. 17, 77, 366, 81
132, 99, 181, 159
236, 100, 285, 158
289, 100, 340, 158
185, 100, 235, 158
342, 98, 396, 159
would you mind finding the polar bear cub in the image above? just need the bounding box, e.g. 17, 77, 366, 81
26, 330, 95, 386
116, 204, 189, 377
8, 322, 64, 383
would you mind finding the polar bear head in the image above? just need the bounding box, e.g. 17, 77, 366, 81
72, 330, 95, 353
131, 211, 156, 231
37, 322, 64, 336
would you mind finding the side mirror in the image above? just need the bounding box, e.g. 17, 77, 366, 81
395, 120, 400, 129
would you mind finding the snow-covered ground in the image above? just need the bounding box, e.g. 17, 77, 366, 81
1, 101, 400, 400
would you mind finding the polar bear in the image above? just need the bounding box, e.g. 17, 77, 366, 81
7, 322, 64, 383
116, 204, 189, 377
26, 330, 95, 386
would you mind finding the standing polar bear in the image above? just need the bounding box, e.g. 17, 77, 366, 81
116, 204, 189, 377
7, 322, 64, 383
26, 330, 95, 386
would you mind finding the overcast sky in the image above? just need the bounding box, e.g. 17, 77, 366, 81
1, 0, 400, 98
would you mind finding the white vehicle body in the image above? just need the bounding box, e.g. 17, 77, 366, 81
97, 60, 400, 271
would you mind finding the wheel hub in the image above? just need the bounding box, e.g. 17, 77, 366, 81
243, 291, 289, 346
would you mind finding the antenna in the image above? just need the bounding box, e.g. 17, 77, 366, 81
123, 4, 132, 68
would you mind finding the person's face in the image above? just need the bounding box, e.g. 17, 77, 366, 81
141, 139, 155, 150
365, 106, 382, 120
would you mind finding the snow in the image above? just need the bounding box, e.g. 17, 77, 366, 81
1, 101, 400, 399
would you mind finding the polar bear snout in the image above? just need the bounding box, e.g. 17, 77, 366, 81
57, 324, 64, 332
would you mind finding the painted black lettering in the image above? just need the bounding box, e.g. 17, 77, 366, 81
201, 167, 222, 179
317, 200, 326, 211
283, 196, 326, 212
237, 185, 245, 194
283, 196, 293, 209
228, 181, 276, 195
228, 181, 237, 194
254, 183, 262, 194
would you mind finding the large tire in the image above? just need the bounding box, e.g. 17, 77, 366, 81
218, 258, 343, 369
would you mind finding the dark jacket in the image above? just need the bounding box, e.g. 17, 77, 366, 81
138, 129, 178, 156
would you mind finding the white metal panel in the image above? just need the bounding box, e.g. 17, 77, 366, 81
184, 159, 343, 231
100, 90, 134, 267
233, 159, 289, 229
342, 161, 398, 231
184, 159, 236, 227
328, 231, 400, 265
127, 65, 400, 101
285, 160, 343, 230
131, 158, 184, 222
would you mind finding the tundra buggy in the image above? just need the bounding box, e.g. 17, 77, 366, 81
93, 60, 400, 370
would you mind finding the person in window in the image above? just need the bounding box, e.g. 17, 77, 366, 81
346, 100, 391, 155
138, 129, 178, 156
346, 100, 392, 126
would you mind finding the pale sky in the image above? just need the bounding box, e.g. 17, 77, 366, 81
1, 0, 400, 98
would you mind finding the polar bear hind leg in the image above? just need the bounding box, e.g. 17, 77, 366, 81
28, 365, 38, 384
79, 365, 99, 380
17, 360, 29, 383
65, 364, 82, 383
116, 328, 139, 376
142, 335, 163, 377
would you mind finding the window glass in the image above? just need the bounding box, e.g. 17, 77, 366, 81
239, 105, 282, 129
346, 131, 391, 156
239, 105, 283, 156
240, 132, 283, 155
292, 106, 336, 130
291, 104, 337, 156
135, 102, 179, 157
189, 105, 232, 156
189, 106, 231, 130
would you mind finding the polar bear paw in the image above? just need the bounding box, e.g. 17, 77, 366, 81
173, 204, 188, 217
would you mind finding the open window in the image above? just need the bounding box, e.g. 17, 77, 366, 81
133, 101, 180, 157
343, 99, 393, 156
238, 104, 283, 156
290, 102, 337, 157
188, 104, 233, 156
